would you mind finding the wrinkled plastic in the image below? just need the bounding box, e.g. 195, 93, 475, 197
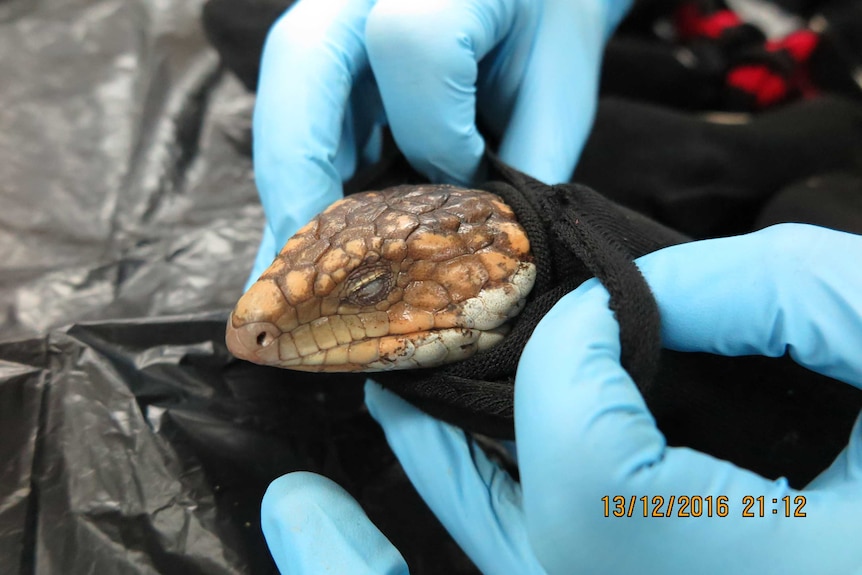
0, 318, 475, 575
0, 1, 474, 573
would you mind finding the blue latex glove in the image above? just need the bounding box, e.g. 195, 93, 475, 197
247, 0, 632, 288
261, 224, 862, 573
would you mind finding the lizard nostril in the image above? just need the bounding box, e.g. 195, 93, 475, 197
225, 318, 281, 365
256, 331, 271, 347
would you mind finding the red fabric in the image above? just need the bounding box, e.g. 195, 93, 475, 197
780, 32, 821, 99
727, 65, 789, 107
676, 4, 743, 41
699, 10, 743, 39
674, 4, 823, 109
727, 29, 822, 108
766, 30, 819, 60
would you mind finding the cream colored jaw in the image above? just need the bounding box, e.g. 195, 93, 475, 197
278, 326, 509, 372
277, 262, 536, 371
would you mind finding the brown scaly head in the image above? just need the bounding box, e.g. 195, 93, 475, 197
225, 184, 535, 372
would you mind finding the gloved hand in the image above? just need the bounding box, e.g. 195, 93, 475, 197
261, 223, 862, 574
247, 0, 632, 288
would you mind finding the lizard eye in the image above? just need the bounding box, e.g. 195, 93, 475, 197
344, 264, 393, 306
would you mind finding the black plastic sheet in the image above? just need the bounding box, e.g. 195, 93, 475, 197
0, 1, 474, 573
0, 318, 475, 574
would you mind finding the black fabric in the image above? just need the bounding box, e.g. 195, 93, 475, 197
600, 36, 728, 110
809, 0, 862, 101
375, 158, 862, 488
765, 0, 831, 18
756, 172, 862, 234
574, 96, 862, 237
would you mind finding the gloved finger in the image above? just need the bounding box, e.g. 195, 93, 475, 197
261, 471, 408, 575
364, 381, 545, 575
248, 84, 385, 290
636, 224, 862, 388
254, 0, 374, 248
517, 276, 862, 575
496, 0, 607, 183
245, 222, 279, 292
806, 409, 862, 490
365, 0, 522, 185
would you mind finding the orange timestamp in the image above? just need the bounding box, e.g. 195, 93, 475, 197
601, 495, 808, 518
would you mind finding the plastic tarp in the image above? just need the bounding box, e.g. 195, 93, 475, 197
0, 1, 475, 573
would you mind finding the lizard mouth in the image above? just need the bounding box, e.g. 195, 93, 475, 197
226, 316, 511, 372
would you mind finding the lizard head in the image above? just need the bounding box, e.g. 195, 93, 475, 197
226, 184, 535, 372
